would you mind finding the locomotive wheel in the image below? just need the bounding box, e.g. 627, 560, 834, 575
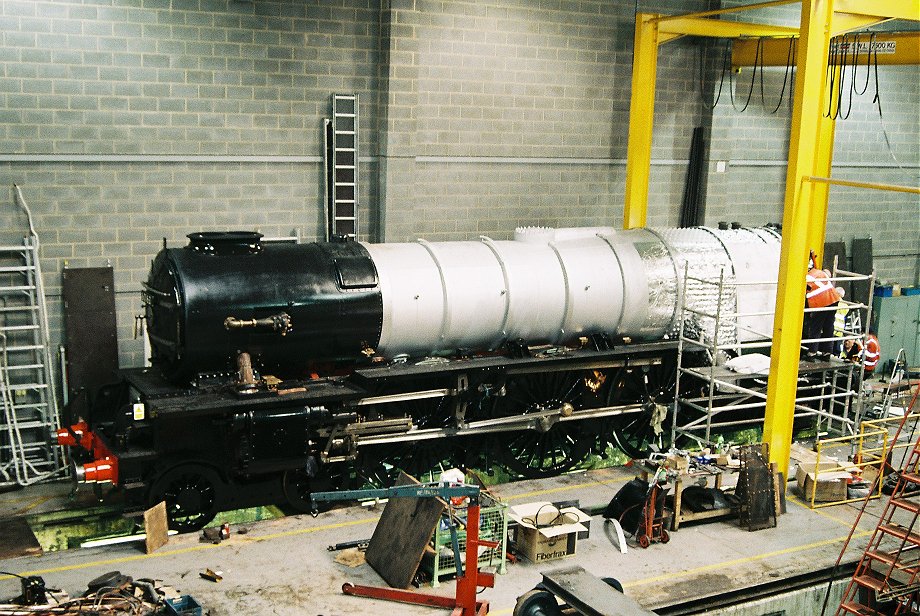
491, 372, 593, 479
282, 468, 315, 512
513, 589, 562, 616
606, 354, 679, 459
148, 464, 224, 532
610, 403, 660, 460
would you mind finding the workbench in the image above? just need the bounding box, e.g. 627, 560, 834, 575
639, 464, 738, 531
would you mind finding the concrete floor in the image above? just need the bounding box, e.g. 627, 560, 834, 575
0, 466, 884, 615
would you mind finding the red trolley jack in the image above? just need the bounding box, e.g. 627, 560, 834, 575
312, 483, 496, 616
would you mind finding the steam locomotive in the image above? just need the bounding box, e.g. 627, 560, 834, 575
57, 225, 780, 530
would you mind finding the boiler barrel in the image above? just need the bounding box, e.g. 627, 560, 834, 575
143, 226, 781, 382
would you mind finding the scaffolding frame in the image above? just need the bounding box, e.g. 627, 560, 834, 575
672, 261, 875, 449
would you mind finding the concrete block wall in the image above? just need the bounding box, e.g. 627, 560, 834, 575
0, 0, 917, 378
378, 0, 708, 241
708, 68, 920, 285
707, 3, 920, 288
0, 0, 382, 368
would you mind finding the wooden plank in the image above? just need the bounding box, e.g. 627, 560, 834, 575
144, 501, 169, 554
0, 518, 42, 559
364, 472, 446, 589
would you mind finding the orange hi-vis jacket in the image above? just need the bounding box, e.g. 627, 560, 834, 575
806, 268, 841, 308
864, 334, 880, 372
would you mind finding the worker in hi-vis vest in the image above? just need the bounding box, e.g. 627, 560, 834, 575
805, 251, 841, 357
832, 288, 849, 356
863, 330, 880, 374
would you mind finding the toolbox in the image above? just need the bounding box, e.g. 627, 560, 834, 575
164, 595, 202, 616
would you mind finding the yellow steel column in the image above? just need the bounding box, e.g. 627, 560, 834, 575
808, 62, 839, 267
623, 13, 659, 229
763, 0, 835, 475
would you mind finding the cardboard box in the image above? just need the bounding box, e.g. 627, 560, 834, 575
796, 464, 850, 502
666, 453, 690, 473
507, 502, 590, 563
789, 443, 841, 473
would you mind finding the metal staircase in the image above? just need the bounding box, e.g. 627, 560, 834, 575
323, 93, 359, 240
0, 185, 62, 486
837, 385, 920, 615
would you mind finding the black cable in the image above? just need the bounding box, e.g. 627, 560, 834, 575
698, 39, 728, 110
730, 37, 759, 112
522, 503, 580, 529
825, 35, 840, 119
769, 37, 795, 114
835, 34, 853, 120
788, 39, 796, 111
870, 32, 882, 113
852, 32, 872, 96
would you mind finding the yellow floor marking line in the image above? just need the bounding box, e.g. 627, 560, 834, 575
502, 475, 623, 502
622, 530, 872, 590
0, 516, 378, 581
235, 516, 379, 543
15, 495, 54, 515
0, 493, 50, 506
486, 529, 872, 616
785, 492, 873, 529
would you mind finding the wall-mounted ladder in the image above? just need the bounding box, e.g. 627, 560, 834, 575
837, 384, 920, 615
0, 185, 62, 486
324, 93, 359, 240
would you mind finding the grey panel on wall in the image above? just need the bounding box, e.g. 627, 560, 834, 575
852, 237, 874, 324
62, 267, 118, 424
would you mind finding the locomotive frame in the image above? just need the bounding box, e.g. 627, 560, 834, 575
62, 338, 685, 531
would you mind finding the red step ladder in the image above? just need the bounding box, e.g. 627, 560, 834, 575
837, 385, 920, 616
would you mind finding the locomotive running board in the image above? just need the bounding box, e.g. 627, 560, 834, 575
350, 403, 646, 446
355, 388, 452, 406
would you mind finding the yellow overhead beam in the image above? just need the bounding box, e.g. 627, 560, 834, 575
623, 13, 659, 230
763, 0, 836, 478
831, 14, 892, 34
834, 0, 920, 22
658, 17, 800, 40
656, 0, 801, 21
733, 31, 920, 66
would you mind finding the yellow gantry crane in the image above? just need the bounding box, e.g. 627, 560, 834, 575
622, 0, 920, 474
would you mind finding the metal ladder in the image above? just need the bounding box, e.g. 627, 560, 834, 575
0, 185, 62, 486
836, 384, 920, 615
324, 93, 359, 240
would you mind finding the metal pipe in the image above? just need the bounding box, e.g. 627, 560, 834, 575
804, 175, 920, 195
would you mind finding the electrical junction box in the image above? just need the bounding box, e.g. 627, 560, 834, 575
872, 294, 920, 370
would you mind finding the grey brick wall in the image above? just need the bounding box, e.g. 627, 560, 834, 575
0, 0, 916, 379
705, 15, 919, 288
0, 0, 382, 368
